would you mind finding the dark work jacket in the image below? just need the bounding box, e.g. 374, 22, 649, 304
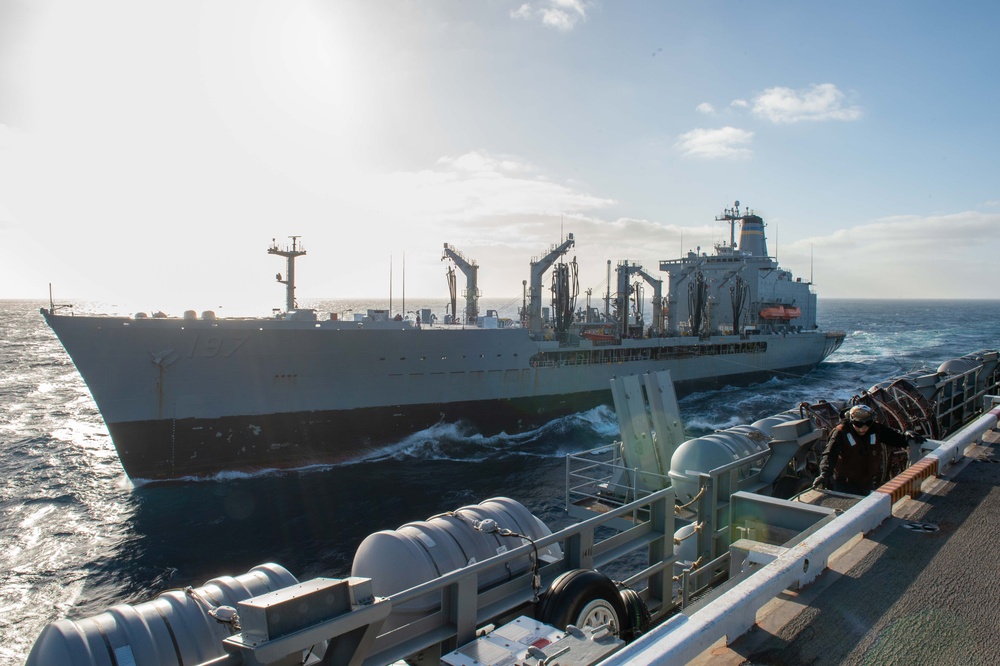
819, 422, 909, 493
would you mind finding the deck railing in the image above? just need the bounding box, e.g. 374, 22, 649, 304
359, 485, 677, 665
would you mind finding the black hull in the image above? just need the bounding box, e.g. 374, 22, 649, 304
109, 365, 811, 481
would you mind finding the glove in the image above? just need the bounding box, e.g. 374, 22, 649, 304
811, 476, 828, 490
905, 430, 926, 444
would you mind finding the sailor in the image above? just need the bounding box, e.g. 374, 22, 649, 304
813, 405, 923, 495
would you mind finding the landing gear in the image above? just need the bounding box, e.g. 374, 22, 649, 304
536, 570, 628, 637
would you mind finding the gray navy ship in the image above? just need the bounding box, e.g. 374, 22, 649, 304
42, 203, 845, 480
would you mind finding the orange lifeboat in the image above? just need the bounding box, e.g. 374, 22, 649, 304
582, 329, 616, 343
759, 306, 802, 320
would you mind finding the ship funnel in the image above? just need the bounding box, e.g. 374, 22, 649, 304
739, 214, 768, 257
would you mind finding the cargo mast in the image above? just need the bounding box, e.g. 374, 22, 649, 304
442, 244, 480, 324
528, 234, 575, 334
268, 236, 307, 312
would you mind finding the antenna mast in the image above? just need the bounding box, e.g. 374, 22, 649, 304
268, 236, 307, 312
714, 200, 742, 250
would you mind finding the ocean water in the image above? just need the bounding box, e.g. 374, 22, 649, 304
1, 297, 999, 664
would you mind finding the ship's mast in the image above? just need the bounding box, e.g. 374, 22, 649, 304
715, 199, 743, 250
268, 236, 306, 312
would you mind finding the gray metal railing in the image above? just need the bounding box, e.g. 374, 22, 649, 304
357, 485, 677, 665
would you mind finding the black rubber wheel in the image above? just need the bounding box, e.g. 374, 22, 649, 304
536, 569, 626, 636
617, 585, 650, 641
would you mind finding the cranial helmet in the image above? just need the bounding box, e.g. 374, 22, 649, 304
849, 405, 875, 425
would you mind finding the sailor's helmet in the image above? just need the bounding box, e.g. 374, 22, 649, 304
848, 405, 875, 425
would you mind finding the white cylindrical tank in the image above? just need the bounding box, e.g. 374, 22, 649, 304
673, 523, 699, 567
668, 426, 769, 502
750, 410, 802, 437
938, 357, 979, 376
26, 563, 299, 666
351, 497, 561, 629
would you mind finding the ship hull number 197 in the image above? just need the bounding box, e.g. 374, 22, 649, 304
186, 335, 249, 358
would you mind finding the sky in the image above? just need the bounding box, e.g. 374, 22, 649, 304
1, 0, 997, 314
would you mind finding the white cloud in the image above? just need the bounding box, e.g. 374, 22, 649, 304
0, 123, 25, 150
511, 0, 588, 31
511, 3, 532, 20
696, 102, 715, 115
0, 201, 13, 229
437, 150, 537, 175
752, 83, 862, 124
790, 210, 998, 298
818, 212, 993, 253
374, 150, 614, 223
730, 99, 748, 109
675, 127, 753, 160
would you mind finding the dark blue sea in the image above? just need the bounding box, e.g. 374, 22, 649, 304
2, 297, 998, 664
